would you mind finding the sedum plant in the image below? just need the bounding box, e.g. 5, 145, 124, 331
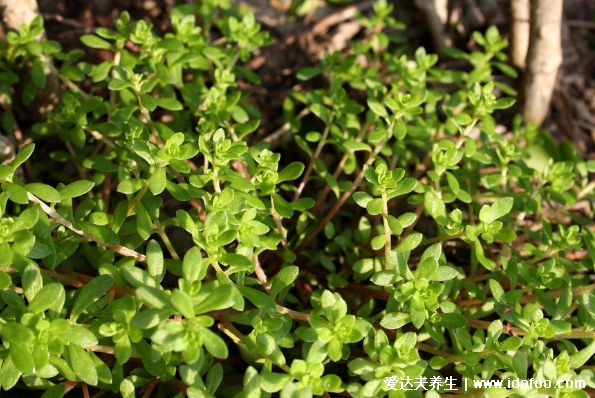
0, 1, 595, 397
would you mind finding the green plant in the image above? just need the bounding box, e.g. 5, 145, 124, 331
1, 1, 595, 398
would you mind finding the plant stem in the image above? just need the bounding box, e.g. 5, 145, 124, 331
275, 304, 310, 321
311, 122, 372, 214
212, 166, 221, 193
454, 118, 479, 149
128, 184, 150, 215
295, 135, 390, 255
155, 220, 179, 260
270, 194, 289, 252
381, 192, 391, 269
263, 108, 310, 143
253, 255, 270, 293
218, 316, 293, 373
293, 113, 335, 202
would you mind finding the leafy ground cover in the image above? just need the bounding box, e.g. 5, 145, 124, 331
0, 1, 595, 397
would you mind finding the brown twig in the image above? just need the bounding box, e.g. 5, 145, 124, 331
42, 13, 96, 33
82, 383, 91, 398
254, 254, 271, 293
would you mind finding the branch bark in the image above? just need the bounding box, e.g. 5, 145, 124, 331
522, 0, 563, 126
510, 0, 531, 70
0, 0, 62, 123
0, 0, 40, 33
414, 0, 447, 57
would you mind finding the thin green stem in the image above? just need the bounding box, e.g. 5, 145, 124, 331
381, 192, 391, 269
128, 184, 150, 215
311, 122, 372, 214
155, 220, 179, 260
218, 317, 292, 373
293, 113, 335, 202
263, 108, 311, 143
48, 63, 90, 101
454, 118, 479, 149
295, 133, 391, 254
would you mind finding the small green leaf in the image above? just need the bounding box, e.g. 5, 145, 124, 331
344, 140, 371, 152
140, 93, 157, 111
65, 325, 99, 349
291, 198, 315, 210
238, 286, 276, 312
136, 286, 171, 309
10, 343, 35, 375
367, 98, 388, 118
219, 253, 253, 273
135, 202, 153, 240
81, 35, 112, 49
27, 283, 65, 314
438, 313, 468, 329
571, 338, 595, 368
388, 178, 417, 198
70, 275, 113, 322
122, 267, 157, 288
0, 355, 21, 390
59, 180, 95, 200
480, 197, 513, 225
165, 181, 191, 201
352, 192, 373, 208
1, 182, 29, 204
183, 246, 206, 283
90, 61, 113, 83
416, 258, 438, 280
269, 266, 299, 298
81, 222, 120, 245
260, 372, 292, 393
149, 167, 167, 195
201, 327, 228, 359
371, 235, 387, 250
68, 344, 98, 385
194, 284, 235, 314
276, 162, 304, 183
0, 165, 13, 179
108, 80, 134, 91
25, 183, 61, 203
0, 271, 12, 289
171, 289, 195, 319
296, 67, 322, 80
146, 240, 165, 281
13, 206, 39, 231
31, 58, 47, 89
156, 98, 183, 111
1, 322, 34, 344
40, 384, 67, 398
380, 312, 410, 329
395, 232, 423, 253
272, 194, 293, 219
493, 98, 516, 110
10, 143, 34, 171
366, 198, 383, 216
310, 103, 330, 122
430, 356, 448, 370
433, 266, 459, 281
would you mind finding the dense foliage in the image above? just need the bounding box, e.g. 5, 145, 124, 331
0, 1, 594, 397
